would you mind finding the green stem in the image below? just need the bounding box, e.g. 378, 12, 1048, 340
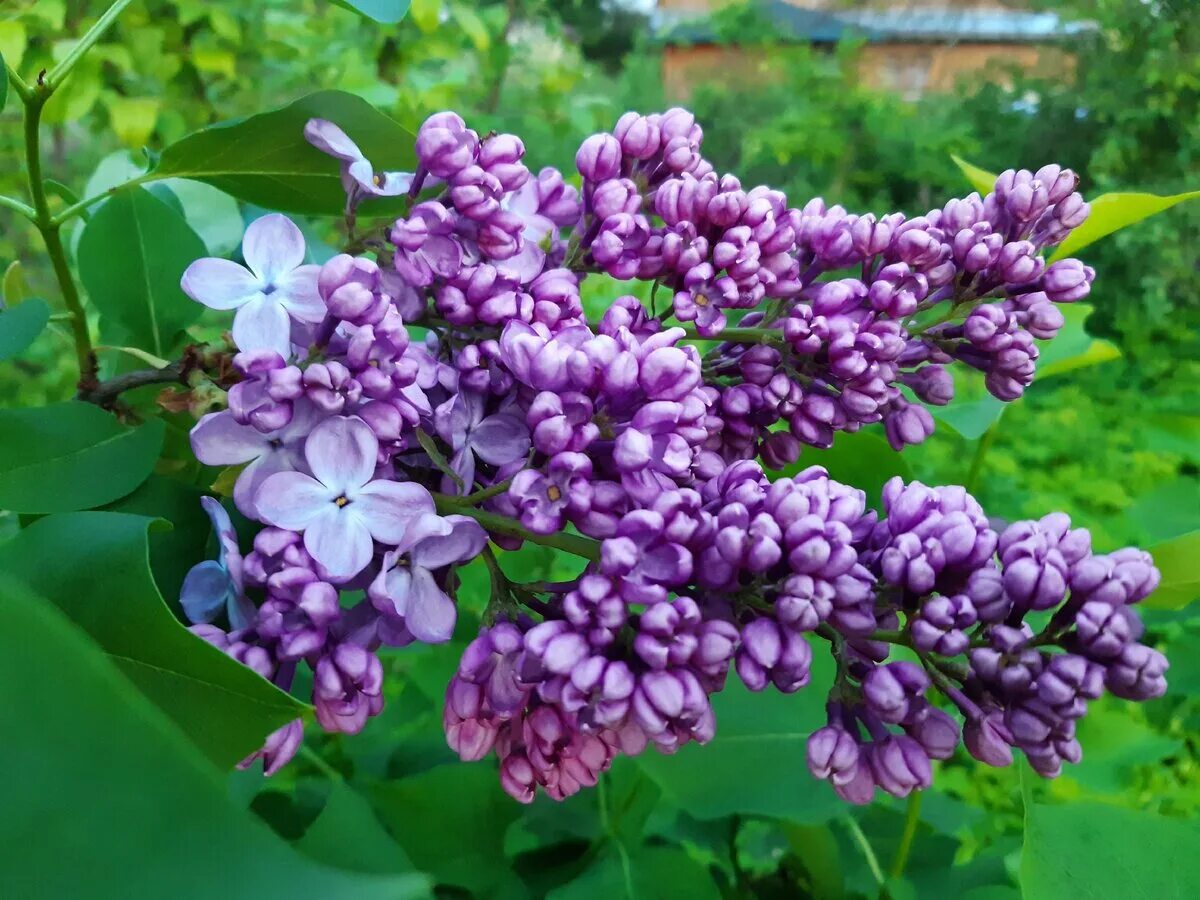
46, 0, 136, 90
24, 88, 93, 380
890, 791, 923, 881
456, 477, 514, 506
0, 195, 37, 220
51, 173, 155, 226
964, 419, 1000, 494
415, 427, 464, 490
4, 61, 31, 102
673, 323, 781, 344
432, 493, 601, 562
844, 816, 885, 888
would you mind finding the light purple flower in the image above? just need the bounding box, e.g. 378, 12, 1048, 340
369, 513, 488, 643
304, 118, 414, 202
179, 496, 255, 629
181, 214, 324, 357
190, 399, 322, 519
256, 416, 435, 579
434, 391, 530, 493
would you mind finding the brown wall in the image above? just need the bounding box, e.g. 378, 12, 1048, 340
662, 41, 1073, 101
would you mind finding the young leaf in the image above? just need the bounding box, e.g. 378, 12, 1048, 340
933, 395, 1008, 442
951, 155, 996, 196
1049, 190, 1200, 262
1143, 530, 1200, 610
0, 512, 307, 768
410, 0, 442, 33
0, 403, 164, 513
152, 91, 417, 215
0, 581, 429, 900
77, 186, 207, 357
0, 297, 50, 362
1021, 801, 1200, 899
330, 0, 412, 24
1034, 304, 1121, 380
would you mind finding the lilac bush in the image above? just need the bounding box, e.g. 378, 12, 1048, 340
182, 107, 1166, 804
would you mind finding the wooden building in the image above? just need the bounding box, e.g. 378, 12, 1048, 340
658, 0, 1089, 100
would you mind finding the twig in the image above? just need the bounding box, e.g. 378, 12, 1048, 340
76, 361, 188, 407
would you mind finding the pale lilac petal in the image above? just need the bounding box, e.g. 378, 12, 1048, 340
497, 241, 545, 284
306, 506, 373, 579
305, 416, 378, 494
396, 513, 454, 554
190, 411, 269, 466
405, 567, 457, 643
471, 413, 531, 465
233, 451, 292, 519
354, 480, 436, 545
274, 264, 325, 323
377, 565, 415, 617
256, 471, 336, 530
449, 447, 476, 495
304, 119, 364, 162
232, 294, 292, 357
242, 214, 306, 285
410, 516, 487, 570
181, 258, 260, 310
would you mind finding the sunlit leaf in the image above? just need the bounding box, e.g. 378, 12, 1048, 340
1035, 304, 1121, 380
331, 0, 412, 24
1050, 190, 1200, 261
1143, 530, 1200, 610
951, 155, 996, 196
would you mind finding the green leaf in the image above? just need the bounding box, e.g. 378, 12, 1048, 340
0, 297, 50, 362
951, 155, 996, 196
0, 580, 429, 900
78, 186, 207, 357
1021, 800, 1200, 899
932, 394, 1008, 441
296, 781, 420, 875
330, 0, 412, 24
0, 512, 306, 767
451, 3, 491, 51
793, 430, 913, 510
0, 49, 7, 111
1143, 530, 1200, 610
152, 91, 416, 216
0, 403, 164, 513
3, 259, 29, 305
547, 846, 722, 900
636, 648, 840, 822
1066, 700, 1182, 793
1035, 305, 1121, 380
782, 822, 845, 899
159, 178, 245, 256
1049, 190, 1200, 262
410, 0, 442, 33
371, 762, 521, 893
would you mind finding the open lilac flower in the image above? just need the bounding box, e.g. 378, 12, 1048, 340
181, 214, 324, 357
369, 513, 488, 643
190, 399, 322, 519
434, 390, 530, 493
256, 416, 435, 579
180, 496, 255, 629
304, 118, 414, 205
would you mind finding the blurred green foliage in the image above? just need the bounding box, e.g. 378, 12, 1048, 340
1, 0, 1198, 897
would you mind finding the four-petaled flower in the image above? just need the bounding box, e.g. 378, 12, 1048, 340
434, 390, 530, 493
369, 513, 488, 643
256, 416, 435, 579
304, 118, 414, 205
181, 214, 324, 358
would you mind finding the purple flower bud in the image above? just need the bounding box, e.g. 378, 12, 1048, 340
807, 724, 861, 785
1041, 259, 1095, 303
869, 734, 932, 797
576, 134, 622, 182
1105, 643, 1168, 700
964, 713, 1014, 767
862, 662, 929, 724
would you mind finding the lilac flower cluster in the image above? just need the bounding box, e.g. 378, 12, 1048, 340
176, 110, 1166, 801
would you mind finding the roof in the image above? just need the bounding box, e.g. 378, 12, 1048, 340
657, 1, 1094, 46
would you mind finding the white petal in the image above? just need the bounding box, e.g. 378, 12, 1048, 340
306, 507, 373, 579
255, 471, 336, 530
242, 213, 306, 285
232, 294, 292, 357
354, 480, 435, 545
305, 416, 379, 495
274, 264, 326, 323
181, 258, 260, 310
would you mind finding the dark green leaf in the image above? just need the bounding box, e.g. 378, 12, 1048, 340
1021, 800, 1200, 899
1143, 530, 1200, 610
77, 186, 207, 356
0, 512, 306, 767
782, 822, 845, 899
547, 846, 722, 900
0, 296, 49, 361
152, 91, 417, 215
0, 403, 164, 513
1066, 700, 1182, 793
330, 0, 412, 25
636, 647, 840, 822
371, 762, 522, 893
0, 580, 429, 900
295, 781, 421, 875
1050, 190, 1200, 262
